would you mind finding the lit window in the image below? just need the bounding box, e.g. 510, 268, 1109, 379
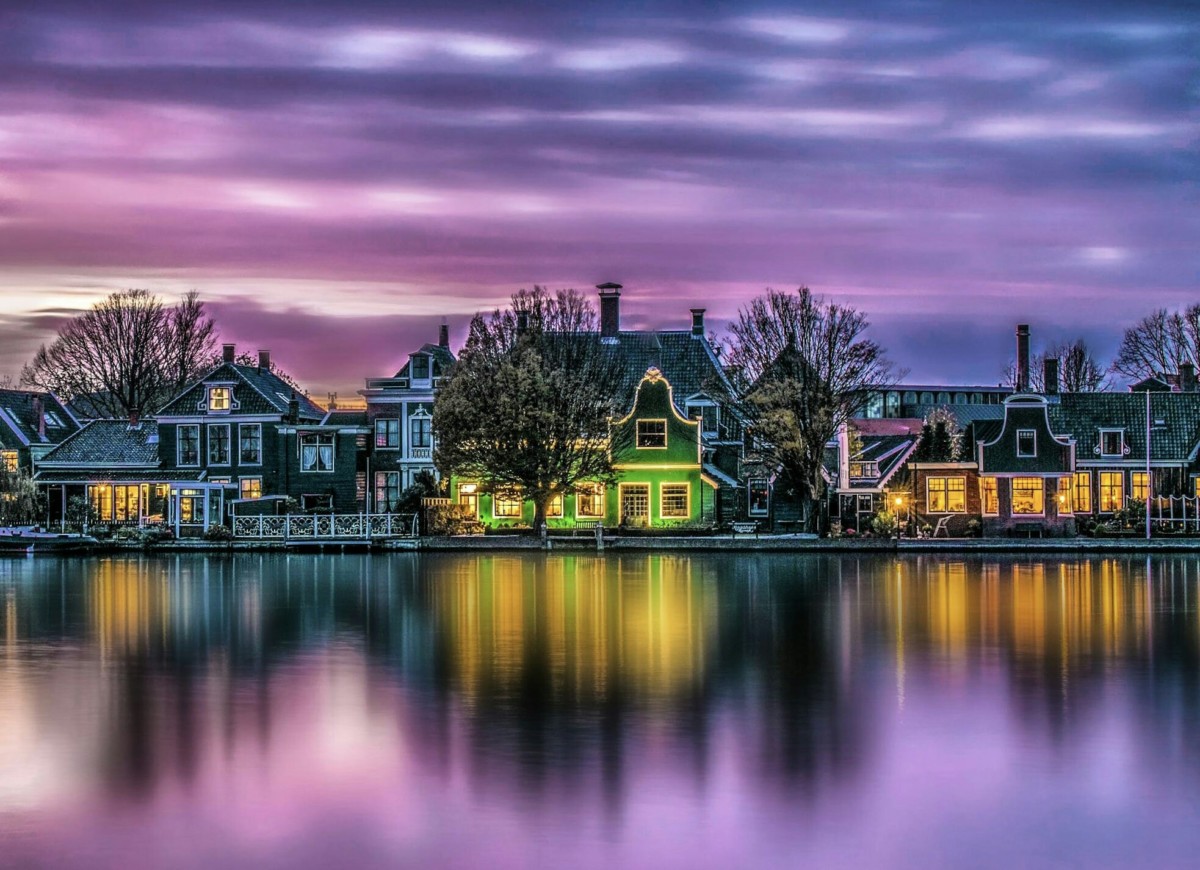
576, 483, 604, 519
178, 424, 200, 466
980, 477, 998, 515
375, 471, 401, 512
637, 420, 667, 448
849, 461, 880, 479
661, 483, 690, 518
208, 424, 230, 464
1073, 472, 1091, 513
494, 490, 522, 518
547, 494, 564, 518
89, 484, 113, 522
748, 479, 770, 516
208, 386, 231, 412
1011, 477, 1044, 514
1131, 471, 1149, 502
1098, 471, 1124, 512
375, 418, 399, 449
1099, 430, 1124, 457
1195, 478, 1200, 499
300, 433, 335, 472
239, 477, 262, 500
926, 476, 965, 513
239, 424, 262, 464
1, 450, 17, 472
1017, 429, 1036, 458
458, 482, 479, 518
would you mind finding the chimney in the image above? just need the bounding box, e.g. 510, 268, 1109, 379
287, 392, 299, 424
690, 308, 706, 338
222, 343, 236, 364
32, 395, 45, 440
258, 349, 270, 372
128, 406, 140, 428
597, 282, 622, 340
1015, 324, 1030, 392
438, 323, 450, 348
1044, 357, 1059, 395
1181, 361, 1196, 393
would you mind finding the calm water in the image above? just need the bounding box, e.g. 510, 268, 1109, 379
1, 553, 1198, 869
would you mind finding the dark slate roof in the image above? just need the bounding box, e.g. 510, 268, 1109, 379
322, 410, 369, 427
37, 419, 161, 467
577, 331, 731, 412
849, 434, 919, 490
908, 403, 1006, 426
393, 343, 456, 379
35, 469, 205, 483
0, 389, 80, 448
1049, 393, 1200, 463
156, 363, 325, 419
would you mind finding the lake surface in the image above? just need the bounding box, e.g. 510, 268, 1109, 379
1, 552, 1198, 869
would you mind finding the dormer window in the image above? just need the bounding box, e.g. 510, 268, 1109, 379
208, 386, 232, 412
687, 402, 719, 437
637, 420, 667, 448
1099, 429, 1125, 457
410, 354, 431, 382
1017, 429, 1037, 458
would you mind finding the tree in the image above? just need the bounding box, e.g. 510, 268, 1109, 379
911, 407, 961, 462
1111, 305, 1200, 382
1004, 339, 1108, 392
433, 287, 628, 534
0, 467, 44, 526
725, 287, 896, 533
21, 289, 217, 417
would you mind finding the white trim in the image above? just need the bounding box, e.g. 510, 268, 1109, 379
178, 423, 201, 467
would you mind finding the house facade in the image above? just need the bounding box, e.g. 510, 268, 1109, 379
0, 389, 80, 474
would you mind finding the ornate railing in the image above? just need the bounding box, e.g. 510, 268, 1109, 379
232, 513, 418, 539
1148, 496, 1200, 533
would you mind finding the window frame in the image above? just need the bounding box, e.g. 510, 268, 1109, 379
636, 419, 668, 449
409, 354, 431, 382
1099, 429, 1125, 458
493, 490, 522, 519
575, 483, 605, 519
546, 493, 564, 518
458, 482, 479, 518
660, 482, 690, 519
409, 414, 432, 450
177, 424, 200, 467
207, 385, 232, 413
1011, 477, 1045, 515
1073, 471, 1092, 513
748, 478, 770, 517
238, 423, 262, 465
299, 433, 336, 473
374, 471, 402, 512
374, 417, 400, 449
239, 477, 262, 500
926, 476, 966, 513
980, 476, 999, 516
1016, 429, 1037, 458
207, 423, 231, 466
1, 450, 17, 472
1098, 471, 1124, 512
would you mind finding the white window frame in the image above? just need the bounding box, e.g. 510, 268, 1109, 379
980, 477, 999, 516
1016, 429, 1037, 458
375, 417, 400, 449
178, 424, 200, 467
926, 476, 966, 513
238, 423, 262, 465
207, 423, 231, 466
636, 419, 668, 449
1099, 429, 1125, 458
300, 433, 335, 473
575, 483, 605, 519
207, 385, 232, 413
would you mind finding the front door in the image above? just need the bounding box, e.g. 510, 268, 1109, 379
620, 484, 650, 526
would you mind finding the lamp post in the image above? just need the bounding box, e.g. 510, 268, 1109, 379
894, 495, 907, 538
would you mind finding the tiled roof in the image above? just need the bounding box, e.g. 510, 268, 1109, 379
908, 403, 1006, 425
571, 331, 732, 412
37, 419, 161, 467
1049, 393, 1200, 463
322, 410, 369, 427
35, 469, 206, 483
0, 389, 80, 448
393, 344, 456, 378
156, 363, 325, 419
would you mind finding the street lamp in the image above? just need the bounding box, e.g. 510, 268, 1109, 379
894, 495, 908, 538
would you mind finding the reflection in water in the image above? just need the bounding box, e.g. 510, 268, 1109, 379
1, 553, 1199, 868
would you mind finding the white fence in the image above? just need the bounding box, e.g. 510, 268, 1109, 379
232, 513, 418, 540
1148, 496, 1200, 533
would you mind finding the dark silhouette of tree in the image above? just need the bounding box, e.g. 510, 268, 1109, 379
1004, 339, 1109, 392
433, 287, 628, 533
725, 288, 896, 532
21, 289, 217, 416
1112, 305, 1200, 382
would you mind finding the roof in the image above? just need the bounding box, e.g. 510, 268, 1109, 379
321, 409, 369, 427
37, 419, 161, 467
1050, 393, 1200, 463
848, 433, 919, 490
156, 363, 325, 419
907, 403, 1006, 426
394, 343, 456, 379
34, 469, 206, 483
584, 330, 732, 412
0, 389, 80, 449
853, 417, 923, 437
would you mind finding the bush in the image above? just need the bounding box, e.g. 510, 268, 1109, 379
965, 518, 982, 538
870, 509, 899, 538
203, 524, 233, 541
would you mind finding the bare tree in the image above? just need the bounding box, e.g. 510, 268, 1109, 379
21, 289, 218, 417
725, 287, 896, 533
1111, 305, 1200, 381
434, 287, 629, 533
1004, 339, 1109, 392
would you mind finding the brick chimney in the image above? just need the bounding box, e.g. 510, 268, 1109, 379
439, 323, 450, 348
1044, 357, 1059, 395
287, 393, 299, 424
597, 282, 622, 340
258, 349, 270, 372
32, 395, 45, 440
1015, 325, 1030, 392
222, 343, 236, 364
1181, 361, 1196, 393
690, 308, 706, 338
128, 406, 140, 429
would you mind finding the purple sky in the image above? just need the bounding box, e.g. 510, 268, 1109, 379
1, 1, 1195, 397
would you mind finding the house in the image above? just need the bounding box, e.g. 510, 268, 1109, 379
451, 367, 718, 530
828, 418, 922, 533
360, 325, 455, 511
0, 389, 81, 474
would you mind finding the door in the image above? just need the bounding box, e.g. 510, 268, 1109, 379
620, 484, 650, 526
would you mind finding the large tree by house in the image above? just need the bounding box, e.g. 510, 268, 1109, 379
725, 287, 896, 532
433, 287, 627, 533
1004, 338, 1109, 392
1111, 304, 1200, 382
21, 289, 218, 417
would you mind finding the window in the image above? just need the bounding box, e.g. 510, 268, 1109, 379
208, 424, 230, 464
374, 418, 399, 449
1195, 478, 1200, 500
178, 424, 200, 466
547, 494, 564, 518
620, 484, 650, 524
239, 424, 262, 464
1012, 477, 1044, 514
748, 479, 770, 516
208, 385, 231, 412
1100, 430, 1124, 457
375, 471, 401, 512
849, 461, 880, 479
239, 477, 262, 500
576, 483, 604, 519
926, 476, 965, 513
637, 420, 667, 448
300, 433, 335, 472
1017, 429, 1036, 457
688, 404, 719, 436
458, 483, 479, 518
494, 490, 522, 518
1, 450, 16, 472
1098, 471, 1124, 512
1073, 472, 1092, 513
1131, 471, 1149, 502
301, 494, 333, 512
410, 354, 430, 381
177, 488, 203, 524
980, 477, 998, 515
661, 483, 690, 518
410, 416, 432, 450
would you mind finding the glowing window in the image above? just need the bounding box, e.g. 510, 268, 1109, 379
208, 386, 231, 412
661, 483, 690, 518
239, 477, 262, 500
1098, 471, 1124, 512
1012, 477, 1044, 514
1131, 471, 1149, 502
494, 491, 522, 518
1073, 472, 1091, 513
576, 483, 604, 519
926, 476, 965, 513
547, 494, 564, 518
980, 477, 998, 515
1, 450, 17, 472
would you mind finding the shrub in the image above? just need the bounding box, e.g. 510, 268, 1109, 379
203, 524, 233, 541
870, 509, 899, 538
965, 518, 982, 538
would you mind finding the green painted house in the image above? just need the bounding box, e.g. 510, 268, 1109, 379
452, 368, 718, 530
